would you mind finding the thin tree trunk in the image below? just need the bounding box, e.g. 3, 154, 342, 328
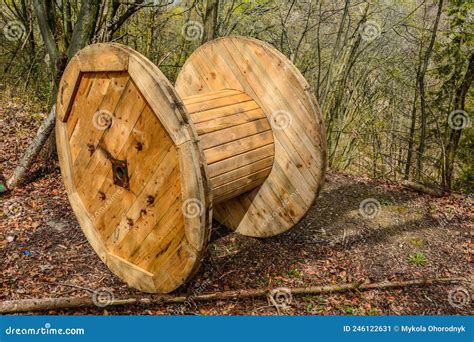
201, 0, 219, 44
444, 53, 474, 188
416, 0, 443, 181
66, 0, 101, 59
404, 76, 419, 180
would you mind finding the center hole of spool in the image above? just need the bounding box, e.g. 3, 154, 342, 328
111, 159, 129, 190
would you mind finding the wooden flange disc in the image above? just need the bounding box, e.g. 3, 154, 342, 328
56, 43, 211, 293
176, 37, 327, 237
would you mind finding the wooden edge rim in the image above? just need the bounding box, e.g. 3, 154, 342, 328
56, 43, 212, 293
175, 36, 327, 238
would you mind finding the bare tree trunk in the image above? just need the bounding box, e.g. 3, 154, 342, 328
201, 0, 219, 44
444, 53, 474, 188
66, 0, 101, 59
404, 71, 420, 180
416, 0, 443, 181
62, 0, 73, 46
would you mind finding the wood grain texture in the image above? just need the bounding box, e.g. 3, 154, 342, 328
182, 90, 274, 203
56, 43, 211, 293
176, 36, 327, 237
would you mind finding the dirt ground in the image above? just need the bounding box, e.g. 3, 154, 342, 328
1, 92, 472, 315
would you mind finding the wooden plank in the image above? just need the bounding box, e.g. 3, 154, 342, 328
204, 131, 274, 164
106, 253, 155, 293
128, 54, 190, 145
177, 140, 208, 251
57, 57, 81, 122
56, 122, 108, 262
72, 72, 130, 182
66, 73, 96, 138
199, 118, 271, 149
182, 89, 241, 105
194, 108, 265, 135
129, 201, 184, 267
95, 107, 175, 241
77, 43, 129, 72
189, 101, 260, 123
75, 80, 147, 201
184, 93, 252, 113
207, 144, 274, 178
214, 177, 267, 204
110, 151, 180, 252
222, 39, 320, 181
68, 72, 113, 163
150, 243, 198, 292
210, 156, 274, 188
212, 167, 272, 200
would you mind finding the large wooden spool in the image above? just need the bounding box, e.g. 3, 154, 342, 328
56, 37, 327, 293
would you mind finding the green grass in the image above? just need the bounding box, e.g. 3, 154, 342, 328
379, 197, 394, 205
367, 307, 379, 315
336, 305, 355, 314
408, 252, 427, 266
287, 268, 302, 278
409, 237, 424, 248
274, 279, 284, 285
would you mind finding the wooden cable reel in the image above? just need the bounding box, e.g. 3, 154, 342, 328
56, 37, 327, 293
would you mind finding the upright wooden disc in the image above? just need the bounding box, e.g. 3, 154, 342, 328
56, 43, 211, 293
176, 37, 327, 237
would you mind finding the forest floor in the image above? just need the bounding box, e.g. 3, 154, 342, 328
1, 92, 472, 315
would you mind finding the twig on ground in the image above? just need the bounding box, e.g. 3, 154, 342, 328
0, 277, 464, 314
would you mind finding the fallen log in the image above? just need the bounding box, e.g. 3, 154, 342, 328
402, 180, 444, 197
6, 105, 56, 189
0, 277, 463, 314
